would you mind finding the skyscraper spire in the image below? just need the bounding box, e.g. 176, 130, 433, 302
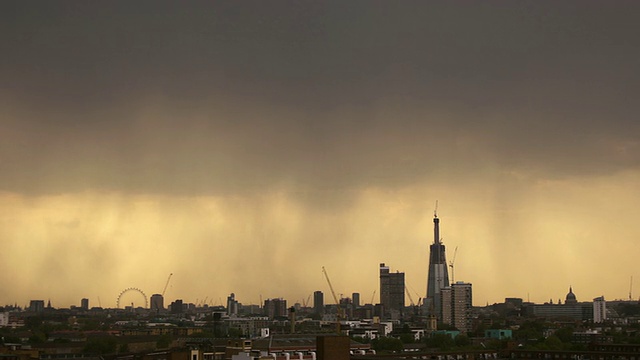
434, 201, 440, 245
425, 201, 449, 319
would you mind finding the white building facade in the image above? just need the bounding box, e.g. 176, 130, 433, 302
593, 296, 606, 323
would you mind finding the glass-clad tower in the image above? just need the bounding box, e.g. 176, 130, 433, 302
425, 212, 449, 318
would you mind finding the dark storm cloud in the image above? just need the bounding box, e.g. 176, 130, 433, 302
1, 1, 639, 195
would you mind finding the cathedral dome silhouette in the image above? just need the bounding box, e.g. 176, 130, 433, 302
565, 286, 577, 305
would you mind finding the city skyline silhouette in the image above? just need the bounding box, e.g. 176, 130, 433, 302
1, 2, 639, 307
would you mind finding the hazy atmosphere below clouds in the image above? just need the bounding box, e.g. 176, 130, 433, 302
1, 1, 639, 308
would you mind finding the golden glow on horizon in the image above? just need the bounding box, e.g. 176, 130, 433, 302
1, 169, 639, 308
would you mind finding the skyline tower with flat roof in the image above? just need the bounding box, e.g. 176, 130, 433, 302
150, 294, 164, 312
442, 281, 472, 333
593, 296, 606, 323
425, 206, 450, 318
314, 290, 324, 315
380, 263, 405, 320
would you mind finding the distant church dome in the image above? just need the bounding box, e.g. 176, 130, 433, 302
565, 286, 577, 305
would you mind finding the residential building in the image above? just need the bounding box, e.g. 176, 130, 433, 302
379, 263, 405, 319
0, 312, 8, 327
441, 282, 472, 333
593, 296, 607, 323
264, 298, 287, 319
440, 287, 452, 325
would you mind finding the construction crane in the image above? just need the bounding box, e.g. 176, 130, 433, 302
407, 284, 422, 300
322, 266, 343, 333
405, 286, 416, 306
370, 290, 376, 304
405, 284, 424, 316
449, 246, 458, 283
302, 294, 311, 308
162, 273, 173, 297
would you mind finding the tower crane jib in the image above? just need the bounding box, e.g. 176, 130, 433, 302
449, 246, 458, 284
322, 266, 343, 333
162, 273, 173, 297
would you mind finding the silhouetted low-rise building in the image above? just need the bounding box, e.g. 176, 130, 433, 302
170, 300, 183, 314
28, 300, 45, 313
485, 329, 512, 340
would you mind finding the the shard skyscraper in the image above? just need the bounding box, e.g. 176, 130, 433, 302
425, 208, 449, 318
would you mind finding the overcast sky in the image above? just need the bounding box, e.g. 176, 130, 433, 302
1, 1, 639, 308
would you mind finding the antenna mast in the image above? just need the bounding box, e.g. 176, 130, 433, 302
433, 200, 441, 244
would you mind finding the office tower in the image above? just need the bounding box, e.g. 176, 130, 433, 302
29, 300, 45, 313
314, 291, 324, 315
80, 298, 89, 310
170, 299, 183, 314
379, 263, 405, 319
340, 297, 353, 319
227, 293, 239, 316
150, 294, 164, 311
351, 293, 360, 317
352, 292, 360, 309
264, 298, 287, 319
593, 296, 606, 323
425, 210, 449, 318
442, 282, 472, 333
